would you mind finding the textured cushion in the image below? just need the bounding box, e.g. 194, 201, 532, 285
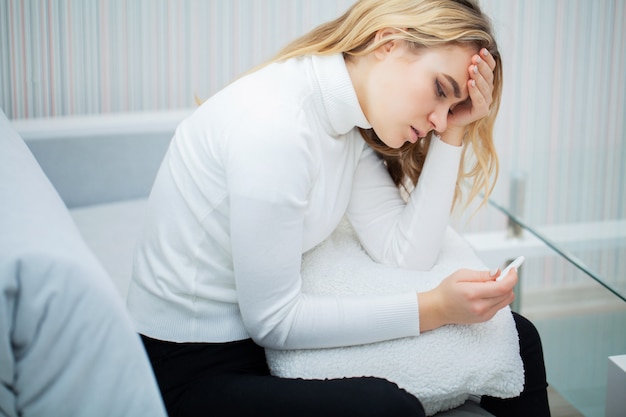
0, 109, 166, 417
266, 220, 519, 415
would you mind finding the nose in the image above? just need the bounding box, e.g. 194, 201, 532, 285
428, 106, 448, 133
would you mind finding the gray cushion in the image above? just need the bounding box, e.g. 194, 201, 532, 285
0, 108, 167, 417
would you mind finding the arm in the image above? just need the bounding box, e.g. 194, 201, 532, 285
225, 117, 419, 350
228, 124, 513, 341
229, 194, 420, 349
347, 48, 497, 272
347, 136, 462, 270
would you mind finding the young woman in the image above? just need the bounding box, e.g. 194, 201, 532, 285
127, 1, 550, 416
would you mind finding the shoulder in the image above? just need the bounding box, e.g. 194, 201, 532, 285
193, 59, 320, 153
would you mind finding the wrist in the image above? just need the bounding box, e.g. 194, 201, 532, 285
439, 127, 466, 147
417, 289, 445, 333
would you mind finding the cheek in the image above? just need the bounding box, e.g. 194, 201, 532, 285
367, 65, 424, 140
372, 64, 411, 113
367, 82, 396, 128
378, 82, 413, 120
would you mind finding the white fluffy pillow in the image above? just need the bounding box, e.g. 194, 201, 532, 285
266, 220, 524, 416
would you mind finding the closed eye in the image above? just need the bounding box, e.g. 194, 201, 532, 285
436, 79, 446, 98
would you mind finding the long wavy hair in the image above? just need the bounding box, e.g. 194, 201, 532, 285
260, 0, 502, 210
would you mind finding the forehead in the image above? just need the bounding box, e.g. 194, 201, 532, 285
413, 45, 476, 98
415, 44, 477, 66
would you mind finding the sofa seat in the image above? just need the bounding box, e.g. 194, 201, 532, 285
69, 199, 496, 417
0, 108, 167, 417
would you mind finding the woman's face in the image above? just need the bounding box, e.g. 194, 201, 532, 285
356, 40, 476, 149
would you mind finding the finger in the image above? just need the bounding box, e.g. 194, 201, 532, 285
474, 270, 518, 298
469, 291, 514, 322
468, 63, 495, 112
481, 295, 515, 321
472, 55, 494, 85
474, 288, 516, 321
456, 269, 496, 283
491, 291, 516, 312
466, 77, 489, 117
471, 74, 493, 109
469, 61, 494, 101
493, 270, 519, 292
490, 268, 501, 280
479, 48, 496, 72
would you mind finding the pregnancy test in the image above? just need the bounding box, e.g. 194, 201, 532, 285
496, 256, 525, 282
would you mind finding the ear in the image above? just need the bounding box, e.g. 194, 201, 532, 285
373, 28, 403, 60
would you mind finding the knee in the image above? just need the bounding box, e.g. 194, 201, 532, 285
512, 312, 543, 349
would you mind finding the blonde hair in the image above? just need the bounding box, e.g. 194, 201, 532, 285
266, 0, 502, 210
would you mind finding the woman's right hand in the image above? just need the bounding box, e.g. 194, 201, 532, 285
417, 268, 517, 333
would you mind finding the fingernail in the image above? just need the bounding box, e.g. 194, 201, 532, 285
490, 268, 498, 277
471, 79, 476, 88
476, 56, 481, 64
473, 65, 478, 74
483, 49, 490, 56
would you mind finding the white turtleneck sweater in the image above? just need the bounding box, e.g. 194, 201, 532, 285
127, 54, 462, 350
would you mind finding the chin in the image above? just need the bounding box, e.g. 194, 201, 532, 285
378, 136, 404, 149
369, 128, 403, 149
392, 139, 410, 149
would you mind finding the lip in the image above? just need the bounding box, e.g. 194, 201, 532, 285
410, 126, 422, 143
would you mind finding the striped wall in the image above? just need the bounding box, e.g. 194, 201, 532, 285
0, 0, 354, 118
477, 0, 626, 293
480, 0, 625, 224
1, 0, 625, 290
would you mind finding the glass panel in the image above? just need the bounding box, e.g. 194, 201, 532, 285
488, 198, 626, 303
519, 253, 626, 417
455, 199, 626, 416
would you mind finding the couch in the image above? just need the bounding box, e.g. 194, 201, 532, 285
0, 108, 167, 416
1, 107, 496, 416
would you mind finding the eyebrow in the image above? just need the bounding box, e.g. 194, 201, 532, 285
443, 74, 461, 99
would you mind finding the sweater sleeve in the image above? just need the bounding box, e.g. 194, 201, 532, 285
225, 118, 420, 350
347, 136, 463, 271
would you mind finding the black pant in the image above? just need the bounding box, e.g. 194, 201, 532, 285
481, 313, 551, 417
141, 313, 549, 417
141, 335, 425, 416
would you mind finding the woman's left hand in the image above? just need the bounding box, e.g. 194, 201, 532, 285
443, 48, 497, 142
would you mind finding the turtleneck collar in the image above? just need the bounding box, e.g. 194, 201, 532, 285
311, 54, 372, 136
